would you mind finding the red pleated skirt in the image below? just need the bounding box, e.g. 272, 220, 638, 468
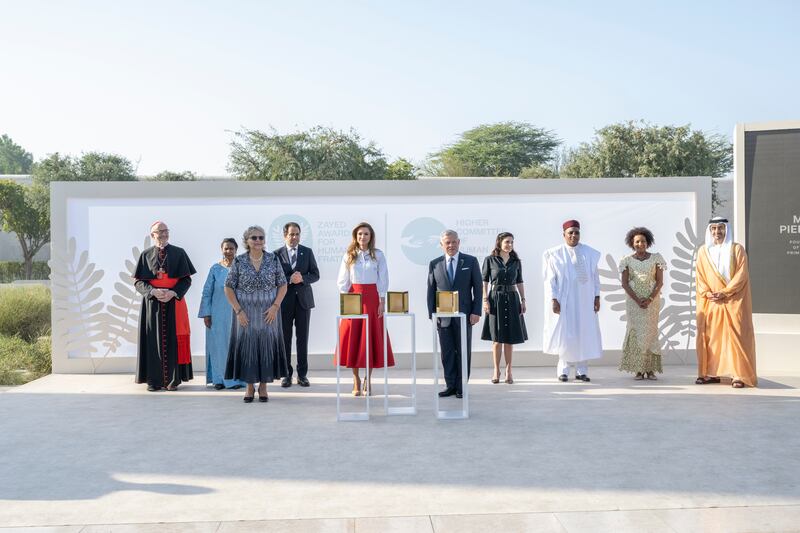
337, 284, 394, 368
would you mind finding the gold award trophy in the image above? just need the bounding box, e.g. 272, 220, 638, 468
435, 291, 459, 313
387, 291, 409, 313
339, 293, 363, 315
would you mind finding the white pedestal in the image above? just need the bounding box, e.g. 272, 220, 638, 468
431, 312, 469, 420
383, 312, 417, 416
335, 314, 369, 422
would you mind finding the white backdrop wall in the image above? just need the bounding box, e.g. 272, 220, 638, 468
50, 178, 711, 373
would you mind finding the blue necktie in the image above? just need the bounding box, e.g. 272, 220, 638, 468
448, 257, 455, 284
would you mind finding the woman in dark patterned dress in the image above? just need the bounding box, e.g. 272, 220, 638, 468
481, 232, 528, 384
224, 225, 288, 403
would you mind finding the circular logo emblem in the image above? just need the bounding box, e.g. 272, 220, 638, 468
268, 215, 313, 251
400, 217, 446, 265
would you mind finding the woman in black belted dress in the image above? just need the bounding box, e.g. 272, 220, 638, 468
481, 232, 528, 384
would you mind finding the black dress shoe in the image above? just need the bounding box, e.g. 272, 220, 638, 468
213, 383, 225, 390
147, 385, 161, 392
456, 392, 463, 399
281, 377, 291, 388
297, 376, 310, 387
575, 374, 591, 382
438, 388, 457, 397
558, 374, 568, 382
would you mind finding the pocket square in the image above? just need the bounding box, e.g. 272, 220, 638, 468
461, 267, 469, 270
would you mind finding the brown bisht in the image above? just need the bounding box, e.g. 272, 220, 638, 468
134, 244, 197, 389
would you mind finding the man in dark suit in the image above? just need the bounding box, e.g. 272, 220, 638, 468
427, 229, 482, 399
274, 222, 320, 387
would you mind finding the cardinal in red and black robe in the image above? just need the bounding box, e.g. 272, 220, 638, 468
134, 232, 197, 391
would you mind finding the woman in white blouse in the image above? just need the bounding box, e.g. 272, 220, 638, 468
336, 221, 395, 395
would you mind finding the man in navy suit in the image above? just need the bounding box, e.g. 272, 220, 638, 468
427, 229, 482, 398
274, 222, 320, 387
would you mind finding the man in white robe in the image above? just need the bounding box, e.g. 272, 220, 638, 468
543, 219, 603, 382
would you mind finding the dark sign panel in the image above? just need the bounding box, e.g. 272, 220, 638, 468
745, 129, 800, 314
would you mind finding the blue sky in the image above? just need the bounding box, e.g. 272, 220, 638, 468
2, 0, 798, 175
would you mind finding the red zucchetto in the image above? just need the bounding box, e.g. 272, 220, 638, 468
562, 219, 580, 231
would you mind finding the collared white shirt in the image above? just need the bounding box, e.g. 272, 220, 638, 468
337, 248, 389, 296
445, 252, 460, 280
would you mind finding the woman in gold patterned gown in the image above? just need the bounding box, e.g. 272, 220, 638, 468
619, 227, 666, 380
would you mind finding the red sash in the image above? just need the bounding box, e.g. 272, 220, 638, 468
150, 276, 192, 364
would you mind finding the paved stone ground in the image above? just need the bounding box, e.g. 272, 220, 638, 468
1, 366, 799, 532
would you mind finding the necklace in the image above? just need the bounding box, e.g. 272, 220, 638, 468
250, 252, 264, 271
156, 247, 167, 279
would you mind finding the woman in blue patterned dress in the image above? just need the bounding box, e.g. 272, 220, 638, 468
198, 238, 245, 390
224, 225, 288, 403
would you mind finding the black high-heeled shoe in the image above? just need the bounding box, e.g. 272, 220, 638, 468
243, 395, 254, 403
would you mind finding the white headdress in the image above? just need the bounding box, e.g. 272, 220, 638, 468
704, 216, 733, 282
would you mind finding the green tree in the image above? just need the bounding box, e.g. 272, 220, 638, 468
148, 170, 197, 181
76, 153, 137, 181
0, 180, 49, 279
31, 153, 78, 183
0, 134, 34, 174
32, 152, 137, 184
561, 120, 732, 178
9, 151, 138, 276
427, 122, 560, 177
229, 127, 390, 181
384, 158, 417, 180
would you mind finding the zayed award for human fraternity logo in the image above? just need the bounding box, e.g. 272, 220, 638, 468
269, 215, 313, 250
400, 217, 446, 265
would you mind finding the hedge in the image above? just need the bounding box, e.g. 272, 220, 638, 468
0, 261, 50, 283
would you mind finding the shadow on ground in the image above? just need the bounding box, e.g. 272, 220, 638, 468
2, 367, 798, 507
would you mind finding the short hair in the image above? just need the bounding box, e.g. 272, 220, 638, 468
440, 229, 459, 241
283, 222, 301, 235
220, 237, 238, 249
625, 227, 655, 249
241, 225, 265, 252
150, 220, 167, 233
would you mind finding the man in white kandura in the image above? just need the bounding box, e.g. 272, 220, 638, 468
542, 219, 603, 382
